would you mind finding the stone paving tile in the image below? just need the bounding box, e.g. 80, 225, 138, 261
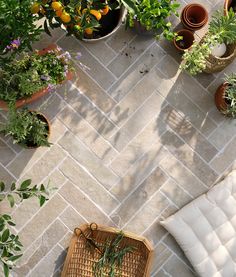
110, 114, 166, 176
0, 137, 16, 166
58, 106, 118, 164
59, 206, 85, 231
109, 92, 166, 151
161, 130, 219, 187
107, 35, 155, 78
111, 167, 168, 226
0, 163, 15, 184
59, 131, 119, 189
107, 43, 166, 101
210, 137, 236, 174
58, 36, 116, 90
151, 243, 172, 275
62, 85, 118, 139
59, 157, 119, 214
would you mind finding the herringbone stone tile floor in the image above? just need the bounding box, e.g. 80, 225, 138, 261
1, 0, 236, 276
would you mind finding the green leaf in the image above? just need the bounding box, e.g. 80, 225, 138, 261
39, 195, 46, 207
7, 221, 16, 227
0, 181, 5, 192
0, 194, 5, 201
3, 263, 9, 277
40, 184, 46, 192
7, 194, 15, 208
10, 182, 16, 191
2, 214, 11, 220
20, 179, 31, 190
8, 254, 23, 262
44, 20, 52, 36
2, 229, 10, 242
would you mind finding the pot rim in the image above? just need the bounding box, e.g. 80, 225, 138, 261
173, 29, 194, 51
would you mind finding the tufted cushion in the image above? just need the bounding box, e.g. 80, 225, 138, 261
160, 170, 236, 277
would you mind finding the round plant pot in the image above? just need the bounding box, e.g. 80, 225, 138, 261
23, 112, 51, 149
0, 44, 73, 111
181, 4, 208, 31
224, 0, 236, 15
215, 83, 229, 115
82, 6, 126, 42
173, 29, 194, 52
210, 43, 227, 58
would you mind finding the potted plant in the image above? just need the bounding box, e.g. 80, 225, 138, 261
181, 9, 236, 75
181, 3, 208, 31
0, 179, 51, 276
33, 0, 126, 41
215, 73, 236, 117
0, 0, 42, 64
0, 107, 51, 148
173, 29, 194, 52
125, 0, 180, 40
0, 44, 73, 109
224, 0, 236, 15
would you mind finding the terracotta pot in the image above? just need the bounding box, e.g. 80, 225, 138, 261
215, 83, 228, 114
181, 4, 208, 31
224, 0, 236, 15
0, 44, 73, 111
24, 111, 51, 149
173, 29, 194, 52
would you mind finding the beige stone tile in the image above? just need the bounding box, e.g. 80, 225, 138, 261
110, 111, 166, 177
109, 67, 163, 127
58, 231, 73, 249
161, 179, 192, 208
20, 144, 66, 184
106, 25, 136, 52
124, 191, 169, 234
109, 93, 166, 151
208, 119, 236, 150
59, 206, 85, 232
0, 138, 16, 166
58, 131, 119, 190
210, 137, 236, 174
159, 152, 208, 198
161, 130, 218, 187
58, 36, 116, 90
59, 181, 111, 224
0, 163, 15, 184
163, 255, 196, 277
110, 141, 168, 201
152, 269, 170, 277
29, 244, 66, 277
79, 40, 116, 66
159, 104, 218, 162
107, 36, 155, 78
107, 43, 166, 101
58, 106, 118, 164
111, 167, 168, 226
143, 220, 168, 247
63, 86, 117, 139
15, 220, 67, 275
59, 157, 119, 214
151, 243, 172, 275
18, 193, 67, 249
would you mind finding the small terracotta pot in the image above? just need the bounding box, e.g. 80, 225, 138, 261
181, 4, 208, 31
215, 83, 228, 114
173, 29, 194, 52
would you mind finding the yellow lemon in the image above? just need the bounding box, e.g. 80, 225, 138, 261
60, 12, 71, 23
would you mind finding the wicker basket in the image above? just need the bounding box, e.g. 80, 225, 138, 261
61, 223, 154, 277
203, 42, 236, 73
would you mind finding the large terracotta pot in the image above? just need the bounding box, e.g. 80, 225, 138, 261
215, 83, 228, 114
0, 44, 73, 111
173, 29, 194, 52
181, 4, 208, 31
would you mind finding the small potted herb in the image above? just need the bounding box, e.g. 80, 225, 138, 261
125, 0, 180, 40
0, 45, 73, 109
173, 29, 194, 52
0, 107, 51, 148
181, 10, 236, 75
215, 73, 236, 117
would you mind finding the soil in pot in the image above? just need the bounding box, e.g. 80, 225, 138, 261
174, 29, 194, 51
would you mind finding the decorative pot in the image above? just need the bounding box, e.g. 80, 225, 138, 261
0, 44, 73, 111
181, 4, 208, 31
132, 20, 155, 36
211, 43, 227, 57
173, 29, 194, 52
82, 6, 126, 42
224, 0, 236, 15
215, 83, 228, 114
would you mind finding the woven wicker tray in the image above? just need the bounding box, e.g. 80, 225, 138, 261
61, 223, 154, 277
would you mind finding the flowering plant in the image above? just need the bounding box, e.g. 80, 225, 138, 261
0, 0, 42, 63
0, 46, 73, 104
31, 0, 121, 39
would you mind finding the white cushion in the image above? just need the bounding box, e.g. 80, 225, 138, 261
160, 170, 236, 277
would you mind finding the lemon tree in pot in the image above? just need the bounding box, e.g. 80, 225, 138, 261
34, 0, 126, 41
0, 107, 51, 148
125, 0, 180, 40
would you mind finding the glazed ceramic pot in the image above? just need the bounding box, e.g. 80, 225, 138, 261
173, 29, 194, 52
